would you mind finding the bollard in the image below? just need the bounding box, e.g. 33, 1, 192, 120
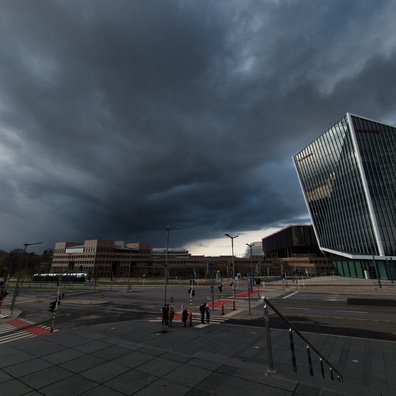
320, 358, 325, 378
263, 303, 276, 374
307, 346, 313, 376
289, 329, 297, 372
189, 293, 193, 326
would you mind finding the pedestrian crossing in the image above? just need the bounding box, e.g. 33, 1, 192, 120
0, 329, 36, 344
0, 319, 54, 345
151, 311, 228, 327
325, 294, 340, 302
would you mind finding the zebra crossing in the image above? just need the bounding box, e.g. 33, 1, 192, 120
0, 319, 53, 345
194, 315, 227, 328
324, 294, 340, 302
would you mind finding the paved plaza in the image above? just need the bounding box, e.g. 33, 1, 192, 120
0, 277, 395, 395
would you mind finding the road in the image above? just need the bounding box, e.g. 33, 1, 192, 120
2, 284, 396, 341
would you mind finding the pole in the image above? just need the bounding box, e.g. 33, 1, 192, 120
372, 254, 382, 288
164, 226, 180, 306
225, 234, 238, 310
263, 302, 276, 374
189, 286, 193, 327
221, 278, 225, 315
210, 264, 215, 310
164, 230, 170, 306
10, 241, 42, 313
50, 279, 61, 333
247, 275, 252, 315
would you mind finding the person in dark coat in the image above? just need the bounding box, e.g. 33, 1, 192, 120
162, 304, 169, 326
182, 308, 189, 327
199, 303, 206, 324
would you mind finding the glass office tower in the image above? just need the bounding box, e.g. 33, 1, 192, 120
294, 113, 396, 280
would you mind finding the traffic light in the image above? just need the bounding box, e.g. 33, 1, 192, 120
187, 288, 195, 296
0, 290, 9, 300
49, 301, 57, 312
218, 285, 223, 293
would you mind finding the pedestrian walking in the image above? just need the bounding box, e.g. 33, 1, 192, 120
182, 308, 189, 327
161, 304, 167, 325
199, 303, 206, 324
161, 304, 169, 326
205, 305, 210, 324
168, 306, 175, 327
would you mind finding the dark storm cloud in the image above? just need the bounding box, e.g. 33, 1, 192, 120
1, 0, 396, 253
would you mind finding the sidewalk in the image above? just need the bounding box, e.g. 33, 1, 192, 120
0, 279, 395, 395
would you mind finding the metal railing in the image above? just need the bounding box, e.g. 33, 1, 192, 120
262, 296, 343, 382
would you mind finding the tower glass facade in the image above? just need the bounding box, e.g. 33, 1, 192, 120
294, 113, 396, 279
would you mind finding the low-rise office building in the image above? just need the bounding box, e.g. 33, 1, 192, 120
51, 239, 268, 280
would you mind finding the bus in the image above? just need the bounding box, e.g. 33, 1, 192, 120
32, 273, 91, 283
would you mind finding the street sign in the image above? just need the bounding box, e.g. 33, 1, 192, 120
247, 276, 253, 293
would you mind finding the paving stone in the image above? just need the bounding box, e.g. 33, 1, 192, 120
112, 350, 156, 369
80, 361, 130, 383
135, 356, 183, 377
38, 374, 98, 396
3, 357, 52, 377
132, 377, 192, 396
0, 379, 35, 396
104, 368, 159, 394
19, 366, 73, 389
60, 354, 106, 373
166, 364, 213, 388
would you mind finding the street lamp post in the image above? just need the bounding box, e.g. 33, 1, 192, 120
225, 234, 238, 310
10, 241, 43, 313
164, 226, 180, 306
246, 243, 254, 276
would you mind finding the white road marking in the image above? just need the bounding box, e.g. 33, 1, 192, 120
336, 310, 367, 314
285, 307, 310, 310
282, 291, 299, 299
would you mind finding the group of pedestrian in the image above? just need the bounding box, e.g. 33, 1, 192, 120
161, 302, 210, 327
161, 304, 175, 327
199, 302, 210, 324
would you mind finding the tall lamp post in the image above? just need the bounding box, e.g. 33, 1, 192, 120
164, 226, 180, 306
246, 243, 254, 276
11, 241, 43, 313
225, 234, 238, 310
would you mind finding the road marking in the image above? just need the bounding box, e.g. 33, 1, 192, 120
0, 324, 15, 334
0, 331, 35, 344
283, 292, 299, 299
336, 310, 367, 314
285, 307, 310, 310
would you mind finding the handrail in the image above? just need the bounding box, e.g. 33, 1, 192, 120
263, 296, 343, 382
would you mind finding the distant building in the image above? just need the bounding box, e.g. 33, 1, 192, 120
244, 242, 264, 257
51, 239, 265, 279
294, 113, 396, 280
51, 240, 151, 279
262, 225, 323, 259
151, 248, 191, 258
261, 225, 333, 276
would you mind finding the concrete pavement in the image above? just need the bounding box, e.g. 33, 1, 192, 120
0, 277, 395, 395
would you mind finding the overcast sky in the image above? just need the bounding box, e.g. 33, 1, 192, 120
2, 0, 396, 256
